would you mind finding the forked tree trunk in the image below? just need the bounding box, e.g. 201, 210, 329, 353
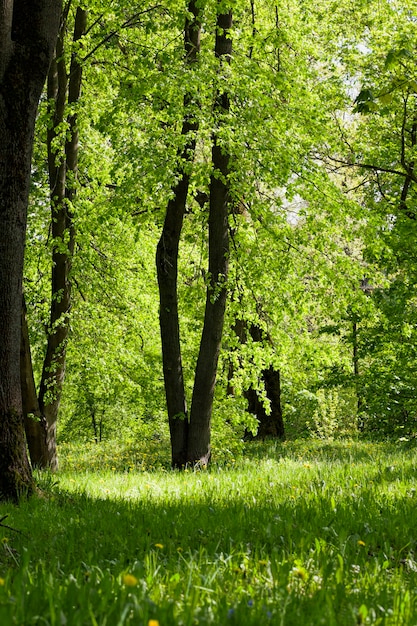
0, 0, 62, 501
186, 10, 233, 465
156, 0, 202, 468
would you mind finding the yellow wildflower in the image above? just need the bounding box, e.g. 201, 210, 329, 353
155, 543, 164, 549
292, 565, 309, 581
148, 620, 160, 626
122, 573, 138, 586
358, 540, 366, 547
0, 578, 5, 586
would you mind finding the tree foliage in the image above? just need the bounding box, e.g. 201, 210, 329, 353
15, 0, 417, 483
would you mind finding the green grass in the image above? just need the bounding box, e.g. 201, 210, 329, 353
1, 438, 417, 624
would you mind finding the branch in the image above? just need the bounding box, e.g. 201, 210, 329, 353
400, 94, 409, 173
82, 5, 165, 64
324, 155, 416, 182
0, 515, 25, 536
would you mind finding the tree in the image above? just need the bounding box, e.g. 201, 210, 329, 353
320, 0, 417, 434
21, 0, 402, 455
156, 0, 202, 468
157, 4, 233, 467
21, 4, 86, 470
0, 0, 62, 501
25, 1, 174, 457
38, 4, 86, 469
187, 8, 233, 465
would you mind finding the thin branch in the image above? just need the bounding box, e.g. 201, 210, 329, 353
375, 172, 390, 203
346, 177, 371, 194
324, 155, 416, 182
275, 5, 280, 71
0, 515, 25, 536
72, 276, 86, 302
400, 94, 409, 172
248, 0, 255, 60
82, 6, 165, 64
84, 13, 105, 37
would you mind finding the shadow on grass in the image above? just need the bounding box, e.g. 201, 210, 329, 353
1, 440, 417, 625
2, 464, 417, 572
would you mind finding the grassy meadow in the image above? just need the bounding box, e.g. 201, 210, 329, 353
1, 438, 417, 625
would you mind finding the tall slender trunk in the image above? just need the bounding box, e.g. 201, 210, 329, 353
352, 318, 365, 430
187, 9, 233, 465
35, 6, 86, 469
0, 0, 62, 501
22, 7, 66, 468
156, 0, 202, 468
21, 295, 48, 466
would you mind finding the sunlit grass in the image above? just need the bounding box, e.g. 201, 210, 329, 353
57, 432, 243, 473
1, 439, 417, 624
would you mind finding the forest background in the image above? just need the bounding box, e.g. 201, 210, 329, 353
18, 0, 417, 471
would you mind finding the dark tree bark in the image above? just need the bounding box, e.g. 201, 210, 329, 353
187, 10, 233, 465
156, 0, 202, 468
21, 295, 49, 466
351, 318, 365, 430
157, 6, 233, 467
232, 320, 285, 441
34, 5, 86, 469
244, 366, 284, 439
246, 324, 284, 439
0, 0, 62, 501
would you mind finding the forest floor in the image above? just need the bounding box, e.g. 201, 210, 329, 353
1, 438, 417, 625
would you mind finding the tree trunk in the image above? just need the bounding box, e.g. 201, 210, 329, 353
352, 318, 365, 431
156, 0, 201, 468
0, 0, 62, 501
244, 366, 284, 440
232, 320, 285, 441
21, 295, 49, 466
246, 324, 284, 439
187, 10, 233, 465
37, 6, 86, 469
